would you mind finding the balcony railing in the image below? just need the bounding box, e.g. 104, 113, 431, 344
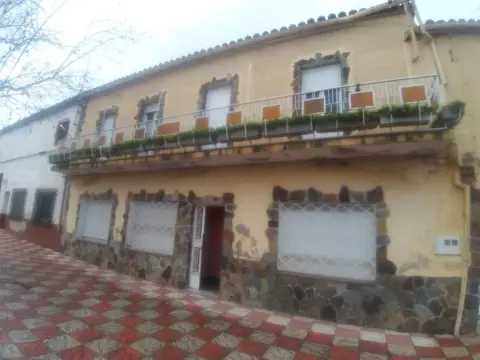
52, 74, 455, 164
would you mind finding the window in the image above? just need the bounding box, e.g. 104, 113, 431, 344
77, 199, 114, 243
99, 113, 116, 145
139, 102, 161, 137
205, 86, 232, 128
32, 189, 57, 226
54, 120, 70, 144
277, 203, 376, 281
9, 189, 27, 221
126, 201, 178, 255
301, 64, 344, 113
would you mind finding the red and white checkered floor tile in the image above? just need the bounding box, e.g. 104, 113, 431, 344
0, 231, 479, 359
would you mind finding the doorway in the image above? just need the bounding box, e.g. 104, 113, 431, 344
200, 206, 225, 292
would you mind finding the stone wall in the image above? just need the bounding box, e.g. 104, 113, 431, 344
220, 185, 464, 334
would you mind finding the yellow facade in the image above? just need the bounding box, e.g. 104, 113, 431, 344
61, 6, 480, 334
79, 14, 437, 135
67, 160, 464, 278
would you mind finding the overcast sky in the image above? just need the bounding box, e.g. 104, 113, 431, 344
46, 0, 477, 87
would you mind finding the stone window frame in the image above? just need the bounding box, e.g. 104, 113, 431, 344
291, 51, 350, 116
95, 106, 119, 133
197, 74, 239, 113
134, 92, 167, 124
266, 185, 395, 283
74, 189, 118, 245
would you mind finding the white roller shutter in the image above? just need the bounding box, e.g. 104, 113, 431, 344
77, 199, 113, 243
278, 203, 376, 281
126, 201, 178, 255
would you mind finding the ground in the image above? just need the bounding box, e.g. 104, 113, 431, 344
0, 231, 480, 359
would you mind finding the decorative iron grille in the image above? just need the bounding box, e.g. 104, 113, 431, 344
77, 199, 114, 243
32, 189, 57, 226
278, 202, 376, 281
9, 189, 27, 221
126, 201, 190, 256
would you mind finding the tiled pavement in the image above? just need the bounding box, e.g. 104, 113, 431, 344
0, 232, 480, 359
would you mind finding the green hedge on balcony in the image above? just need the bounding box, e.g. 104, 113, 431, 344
48, 101, 464, 165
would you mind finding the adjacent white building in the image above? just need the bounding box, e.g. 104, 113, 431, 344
0, 98, 85, 250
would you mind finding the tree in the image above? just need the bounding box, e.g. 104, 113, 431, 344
0, 0, 136, 125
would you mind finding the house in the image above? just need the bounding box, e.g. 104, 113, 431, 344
0, 98, 85, 251
48, 0, 476, 334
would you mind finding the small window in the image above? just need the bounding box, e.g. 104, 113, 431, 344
77, 199, 114, 244
32, 189, 57, 226
9, 189, 27, 221
278, 202, 376, 281
54, 120, 70, 144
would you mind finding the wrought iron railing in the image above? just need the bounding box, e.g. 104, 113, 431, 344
54, 74, 444, 160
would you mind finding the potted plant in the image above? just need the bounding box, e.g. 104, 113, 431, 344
314, 114, 339, 132
378, 104, 433, 127
194, 128, 214, 145
264, 117, 290, 137
162, 134, 180, 148
433, 101, 465, 128
216, 122, 263, 142
362, 110, 380, 130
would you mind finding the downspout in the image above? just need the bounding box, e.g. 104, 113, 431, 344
410, 0, 447, 85
453, 146, 471, 336
58, 174, 70, 248
246, 64, 253, 102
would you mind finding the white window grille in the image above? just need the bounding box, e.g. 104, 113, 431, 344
278, 203, 376, 281
77, 199, 114, 244
126, 201, 179, 255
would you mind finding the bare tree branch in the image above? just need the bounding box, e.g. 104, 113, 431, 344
0, 0, 136, 127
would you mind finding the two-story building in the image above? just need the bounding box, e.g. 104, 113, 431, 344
49, 0, 476, 334
0, 98, 85, 251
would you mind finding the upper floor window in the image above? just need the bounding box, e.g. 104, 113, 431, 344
99, 112, 116, 145
138, 102, 162, 137
9, 189, 27, 221
301, 64, 343, 113
54, 120, 70, 145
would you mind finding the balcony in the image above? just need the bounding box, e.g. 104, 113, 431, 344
50, 75, 464, 175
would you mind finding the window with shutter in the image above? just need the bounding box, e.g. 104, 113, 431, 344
278, 202, 376, 281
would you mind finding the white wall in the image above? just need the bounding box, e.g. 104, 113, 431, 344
0, 104, 82, 225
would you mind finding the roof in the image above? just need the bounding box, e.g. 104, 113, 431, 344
425, 19, 480, 36
0, 0, 407, 136
0, 95, 84, 136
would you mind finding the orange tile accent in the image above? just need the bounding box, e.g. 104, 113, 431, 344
303, 98, 325, 114
195, 117, 209, 130
350, 91, 374, 108
157, 121, 180, 135
98, 136, 106, 146
115, 132, 124, 144
227, 111, 243, 126
134, 128, 145, 139
401, 86, 427, 103
262, 105, 281, 120
83, 138, 90, 148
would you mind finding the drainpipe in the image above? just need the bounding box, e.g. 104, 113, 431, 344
453, 146, 471, 335
410, 0, 447, 85
58, 174, 70, 248
246, 64, 253, 102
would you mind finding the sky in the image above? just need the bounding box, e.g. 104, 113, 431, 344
46, 0, 478, 87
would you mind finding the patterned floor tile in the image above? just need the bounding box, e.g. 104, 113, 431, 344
130, 337, 164, 355
85, 337, 120, 356
8, 329, 39, 343
45, 334, 81, 352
